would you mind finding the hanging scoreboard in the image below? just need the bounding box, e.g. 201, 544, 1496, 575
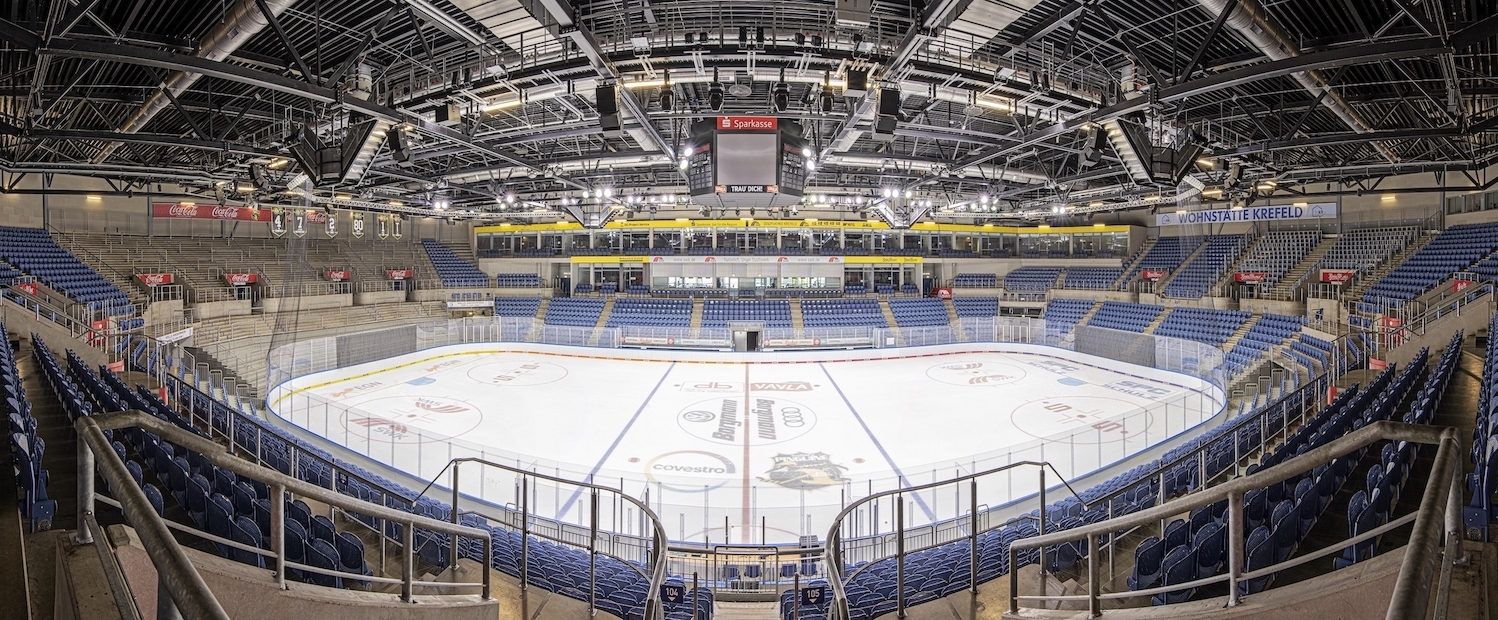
687, 117, 807, 209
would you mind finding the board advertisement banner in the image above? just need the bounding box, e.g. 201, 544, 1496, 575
151, 203, 268, 221
1233, 272, 1267, 283
1155, 203, 1336, 226
717, 116, 778, 131
1141, 269, 1167, 281
325, 270, 352, 282
224, 273, 258, 285
1320, 269, 1355, 283
386, 269, 414, 280
137, 273, 173, 286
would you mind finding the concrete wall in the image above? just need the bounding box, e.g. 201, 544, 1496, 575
355, 290, 408, 306
1381, 293, 1494, 368
192, 300, 253, 321
1239, 299, 1306, 318
260, 294, 354, 314
1050, 289, 1134, 303
109, 525, 496, 620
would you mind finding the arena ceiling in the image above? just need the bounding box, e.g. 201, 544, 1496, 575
2, 0, 1498, 226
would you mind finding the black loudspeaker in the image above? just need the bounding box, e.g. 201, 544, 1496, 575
316, 147, 342, 183
845, 69, 870, 96
389, 128, 412, 167
873, 88, 900, 141
596, 85, 623, 137
877, 88, 901, 116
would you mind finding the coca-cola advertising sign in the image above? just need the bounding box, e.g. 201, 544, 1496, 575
325, 270, 352, 282
16, 282, 38, 296
1320, 269, 1355, 283
1141, 269, 1167, 281
136, 273, 173, 286
1233, 272, 1267, 283
151, 203, 268, 221
386, 269, 414, 280
224, 273, 258, 285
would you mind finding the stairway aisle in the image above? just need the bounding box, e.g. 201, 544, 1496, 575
1269, 236, 1336, 298
16, 338, 77, 533
789, 299, 805, 330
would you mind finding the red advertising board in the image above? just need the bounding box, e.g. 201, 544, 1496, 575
1455, 279, 1474, 292
934, 287, 953, 300
106, 360, 124, 372
16, 282, 38, 296
1141, 269, 1167, 281
1380, 316, 1403, 328
1233, 272, 1268, 283
1368, 358, 1388, 371
1320, 269, 1355, 283
325, 270, 352, 282
1327, 385, 1338, 406
151, 203, 267, 221
717, 116, 778, 131
386, 269, 414, 280
88, 320, 108, 348
136, 273, 173, 286
224, 273, 258, 285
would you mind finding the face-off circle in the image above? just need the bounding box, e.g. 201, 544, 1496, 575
676, 397, 817, 446
338, 395, 485, 444
1009, 396, 1152, 443
925, 360, 1027, 387
465, 360, 568, 386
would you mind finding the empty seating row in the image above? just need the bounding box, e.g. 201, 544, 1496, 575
6, 325, 54, 531
1003, 267, 1064, 292
1123, 237, 1202, 289
606, 298, 692, 328
1162, 235, 1248, 298
1233, 230, 1321, 288
801, 299, 887, 328
887, 298, 948, 327
494, 297, 542, 318
1061, 268, 1124, 290
1151, 307, 1250, 348
0, 227, 134, 314
952, 297, 999, 319
1041, 299, 1094, 332
1086, 301, 1163, 333
545, 298, 606, 327
420, 239, 489, 288
701, 300, 792, 328
1361, 222, 1498, 310
951, 273, 998, 288
495, 273, 543, 287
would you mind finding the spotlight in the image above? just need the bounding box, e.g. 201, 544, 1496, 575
819, 87, 834, 113
794, 32, 805, 47
772, 83, 790, 112
659, 87, 674, 111
708, 68, 724, 111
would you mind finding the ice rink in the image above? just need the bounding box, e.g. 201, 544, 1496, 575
267, 343, 1223, 543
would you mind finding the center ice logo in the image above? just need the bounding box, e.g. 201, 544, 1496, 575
1009, 396, 1153, 444
677, 397, 816, 445
925, 360, 1026, 387
338, 395, 485, 444
759, 452, 848, 490
465, 360, 568, 386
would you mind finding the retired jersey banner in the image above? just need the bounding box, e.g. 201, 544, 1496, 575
293, 210, 307, 237
152, 203, 269, 221
271, 210, 288, 237
377, 215, 390, 239
224, 273, 258, 285
1320, 269, 1355, 283
391, 216, 403, 240
325, 211, 338, 237
351, 212, 366, 238
1234, 272, 1267, 283
136, 273, 173, 286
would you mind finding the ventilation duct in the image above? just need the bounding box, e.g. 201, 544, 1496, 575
1194, 0, 1399, 163
92, 0, 299, 164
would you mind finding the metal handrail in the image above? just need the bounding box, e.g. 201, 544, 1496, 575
823, 460, 1087, 619
77, 410, 494, 615
413, 456, 670, 619
1006, 421, 1463, 618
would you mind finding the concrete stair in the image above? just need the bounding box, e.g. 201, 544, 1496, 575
1075, 300, 1104, 326
1222, 315, 1260, 351
527, 298, 550, 339
1344, 232, 1437, 302
593, 298, 616, 330
942, 298, 960, 323
1113, 239, 1157, 288
16, 338, 77, 532
1150, 240, 1210, 292
1270, 236, 1337, 297
689, 298, 704, 329
1213, 234, 1271, 292
878, 298, 900, 330
789, 299, 805, 329
1142, 309, 1170, 335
